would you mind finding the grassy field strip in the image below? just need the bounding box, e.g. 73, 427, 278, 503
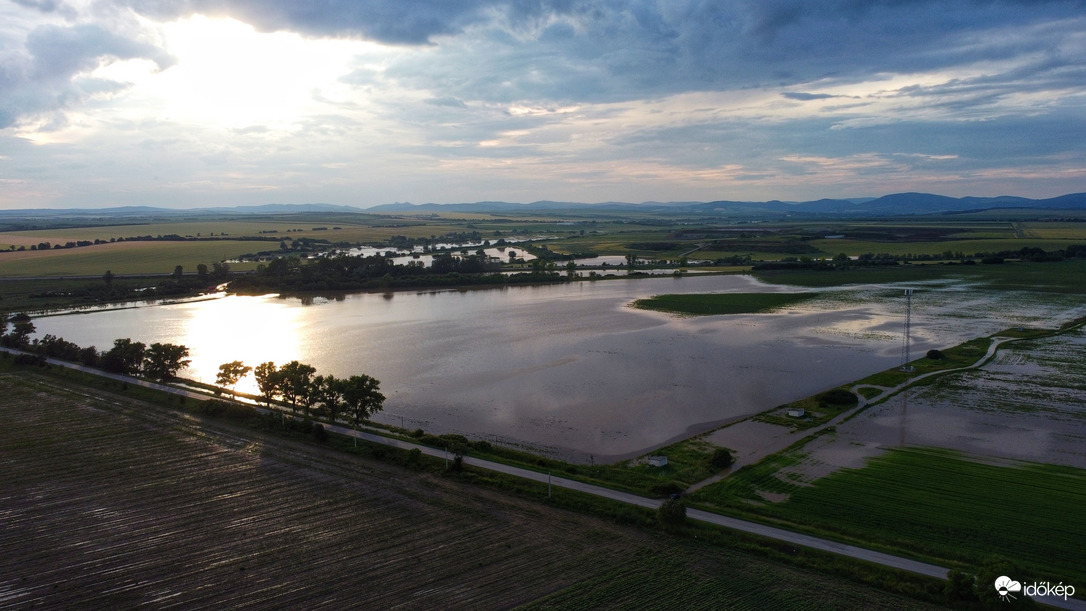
0, 241, 262, 277
807, 237, 1079, 257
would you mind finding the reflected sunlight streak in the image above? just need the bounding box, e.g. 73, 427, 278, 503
179, 296, 305, 395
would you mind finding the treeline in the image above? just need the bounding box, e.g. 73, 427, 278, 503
1, 317, 191, 381
229, 253, 566, 294
2, 234, 283, 253
219, 360, 384, 426
753, 244, 1086, 271
0, 315, 385, 427
26, 263, 231, 306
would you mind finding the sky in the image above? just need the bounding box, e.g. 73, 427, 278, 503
1, 0, 1085, 209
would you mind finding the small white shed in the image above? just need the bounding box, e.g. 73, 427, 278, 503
787, 408, 806, 418
647, 456, 668, 467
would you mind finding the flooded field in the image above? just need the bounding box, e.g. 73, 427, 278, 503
30, 274, 1086, 462
826, 325, 1086, 469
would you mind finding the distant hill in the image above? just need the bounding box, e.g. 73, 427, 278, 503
2, 193, 1085, 219
0, 203, 367, 218
368, 193, 1086, 216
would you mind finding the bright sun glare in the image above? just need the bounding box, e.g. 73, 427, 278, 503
179, 296, 307, 396
147, 16, 363, 129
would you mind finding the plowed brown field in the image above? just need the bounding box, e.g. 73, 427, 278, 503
0, 373, 938, 610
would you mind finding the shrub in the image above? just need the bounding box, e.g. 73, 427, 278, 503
648, 481, 685, 497
200, 399, 228, 416
816, 388, 857, 407
709, 448, 734, 470
657, 497, 687, 528
225, 403, 256, 419
312, 423, 329, 443
13, 354, 47, 367
926, 349, 946, 360
439, 433, 470, 446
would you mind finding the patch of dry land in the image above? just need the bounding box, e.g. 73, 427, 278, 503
0, 373, 935, 610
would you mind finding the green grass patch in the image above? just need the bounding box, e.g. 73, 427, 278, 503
854, 337, 992, 389
755, 388, 859, 430
631, 292, 815, 315
696, 447, 1086, 590
755, 259, 1086, 293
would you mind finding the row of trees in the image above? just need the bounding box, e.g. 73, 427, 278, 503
228, 251, 575, 294
217, 360, 384, 427
2, 318, 193, 382
3, 315, 385, 428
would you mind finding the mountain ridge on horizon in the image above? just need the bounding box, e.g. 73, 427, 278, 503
2, 192, 1085, 218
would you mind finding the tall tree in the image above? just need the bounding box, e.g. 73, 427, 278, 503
216, 360, 252, 397
143, 343, 191, 380
101, 338, 146, 374
312, 374, 344, 423
254, 361, 280, 405
341, 374, 385, 428
4, 314, 34, 348
278, 360, 317, 415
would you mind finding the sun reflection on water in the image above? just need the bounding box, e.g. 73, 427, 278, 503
178, 296, 305, 395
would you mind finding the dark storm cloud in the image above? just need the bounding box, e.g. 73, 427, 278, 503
0, 22, 174, 128
329, 0, 1086, 107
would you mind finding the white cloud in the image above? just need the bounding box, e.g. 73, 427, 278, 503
1, 0, 1085, 207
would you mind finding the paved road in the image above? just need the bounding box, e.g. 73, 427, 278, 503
6, 346, 1084, 609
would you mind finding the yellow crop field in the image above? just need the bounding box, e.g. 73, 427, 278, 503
1021, 222, 1086, 239
0, 240, 261, 277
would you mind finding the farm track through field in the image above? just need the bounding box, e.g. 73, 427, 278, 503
0, 373, 948, 610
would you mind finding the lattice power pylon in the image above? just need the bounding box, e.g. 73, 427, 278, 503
900, 288, 914, 372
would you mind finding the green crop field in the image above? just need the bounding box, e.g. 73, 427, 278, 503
0, 217, 504, 249
755, 259, 1086, 293
692, 447, 1086, 590
631, 292, 815, 315
808, 237, 1079, 257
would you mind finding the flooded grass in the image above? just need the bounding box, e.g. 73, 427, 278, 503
630, 292, 815, 315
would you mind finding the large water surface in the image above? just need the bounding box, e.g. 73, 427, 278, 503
35, 274, 1069, 461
